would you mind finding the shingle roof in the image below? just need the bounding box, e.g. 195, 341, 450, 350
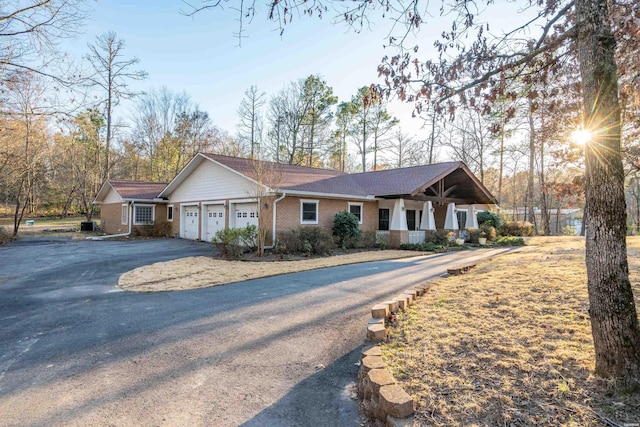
108, 180, 167, 200
281, 162, 462, 196
200, 154, 495, 203
201, 153, 346, 188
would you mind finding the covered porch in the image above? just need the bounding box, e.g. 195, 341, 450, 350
371, 165, 497, 247
374, 199, 489, 246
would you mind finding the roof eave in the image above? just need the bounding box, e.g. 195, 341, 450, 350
93, 180, 117, 205
281, 190, 375, 200
457, 163, 499, 204
123, 198, 165, 203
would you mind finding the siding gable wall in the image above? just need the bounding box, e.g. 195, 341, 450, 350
168, 160, 261, 202
104, 187, 123, 204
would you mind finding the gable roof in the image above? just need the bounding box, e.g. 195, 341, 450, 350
277, 161, 496, 204
158, 153, 346, 197
280, 162, 459, 196
135, 153, 496, 205
200, 153, 346, 187
94, 180, 167, 203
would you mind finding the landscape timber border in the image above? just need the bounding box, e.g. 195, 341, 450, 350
357, 261, 476, 426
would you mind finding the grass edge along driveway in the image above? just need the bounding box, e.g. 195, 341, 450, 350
382, 236, 640, 427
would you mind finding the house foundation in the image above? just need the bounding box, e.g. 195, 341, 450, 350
389, 230, 409, 248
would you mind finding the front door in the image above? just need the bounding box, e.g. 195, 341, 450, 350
406, 210, 416, 231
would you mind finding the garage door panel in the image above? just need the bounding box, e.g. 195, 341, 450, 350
182, 206, 199, 240
205, 205, 225, 242
234, 203, 259, 228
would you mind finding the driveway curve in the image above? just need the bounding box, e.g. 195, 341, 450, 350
0, 238, 510, 426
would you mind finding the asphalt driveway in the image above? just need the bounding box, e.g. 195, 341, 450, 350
0, 238, 510, 426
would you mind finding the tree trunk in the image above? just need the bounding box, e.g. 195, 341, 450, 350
105, 66, 113, 181
539, 115, 550, 235
498, 118, 505, 205
576, 0, 640, 382
428, 108, 437, 165
527, 102, 537, 233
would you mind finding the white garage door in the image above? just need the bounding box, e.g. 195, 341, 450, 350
204, 204, 225, 242
234, 203, 259, 228
182, 206, 199, 240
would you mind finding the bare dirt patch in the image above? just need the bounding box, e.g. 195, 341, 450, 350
382, 236, 640, 426
118, 250, 428, 292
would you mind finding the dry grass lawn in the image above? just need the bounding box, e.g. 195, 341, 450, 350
118, 250, 427, 292
382, 236, 640, 426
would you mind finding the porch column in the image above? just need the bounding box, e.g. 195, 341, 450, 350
420, 201, 436, 231
465, 205, 479, 229
444, 203, 459, 230
389, 198, 408, 248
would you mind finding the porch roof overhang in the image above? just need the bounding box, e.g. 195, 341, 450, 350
409, 164, 497, 205
376, 194, 484, 205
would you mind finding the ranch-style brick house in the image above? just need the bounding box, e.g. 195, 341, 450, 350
93, 153, 497, 247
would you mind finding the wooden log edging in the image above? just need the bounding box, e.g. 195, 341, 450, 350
358, 282, 433, 426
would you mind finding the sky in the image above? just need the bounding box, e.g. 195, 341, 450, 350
61, 1, 425, 138
58, 0, 545, 149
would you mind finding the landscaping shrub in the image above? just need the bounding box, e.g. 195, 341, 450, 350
499, 221, 535, 237
467, 228, 481, 243
277, 226, 335, 256
495, 236, 526, 246
479, 224, 497, 241
477, 210, 501, 229
354, 230, 379, 249
332, 210, 360, 249
212, 225, 258, 258
399, 242, 446, 252
132, 220, 172, 237
424, 230, 450, 246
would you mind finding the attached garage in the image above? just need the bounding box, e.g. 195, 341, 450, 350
233, 203, 259, 229
203, 204, 226, 242
181, 205, 199, 240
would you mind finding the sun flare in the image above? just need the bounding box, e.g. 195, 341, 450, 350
571, 129, 592, 145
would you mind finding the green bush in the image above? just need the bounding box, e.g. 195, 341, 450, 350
399, 242, 446, 252
277, 226, 335, 256
212, 225, 258, 259
478, 211, 501, 229
332, 210, 360, 249
495, 236, 526, 246
499, 221, 535, 237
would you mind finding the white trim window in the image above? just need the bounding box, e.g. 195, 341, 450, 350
348, 202, 363, 224
167, 204, 174, 222
121, 204, 128, 225
300, 199, 319, 224
134, 204, 155, 225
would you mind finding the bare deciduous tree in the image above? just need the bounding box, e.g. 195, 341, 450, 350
0, 0, 86, 83
85, 31, 148, 180
237, 85, 265, 158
